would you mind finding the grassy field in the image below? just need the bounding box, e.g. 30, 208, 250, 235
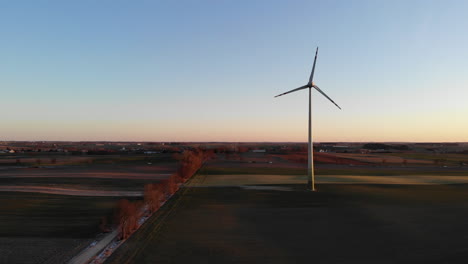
105, 151, 468, 264
316, 166, 468, 176
105, 183, 468, 264
334, 152, 468, 166
201, 164, 468, 177
382, 152, 468, 165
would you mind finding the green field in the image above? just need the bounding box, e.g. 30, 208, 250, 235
381, 152, 468, 165
105, 182, 468, 264
201, 165, 468, 176
316, 167, 468, 176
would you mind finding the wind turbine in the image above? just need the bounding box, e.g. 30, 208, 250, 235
275, 47, 341, 191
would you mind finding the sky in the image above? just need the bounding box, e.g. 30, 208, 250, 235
1, 0, 467, 142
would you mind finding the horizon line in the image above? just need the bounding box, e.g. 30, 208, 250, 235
1, 140, 468, 144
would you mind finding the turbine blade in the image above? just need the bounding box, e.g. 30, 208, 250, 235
274, 85, 309, 98
308, 47, 319, 85
313, 85, 341, 110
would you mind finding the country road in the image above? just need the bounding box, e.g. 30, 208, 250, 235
67, 230, 118, 264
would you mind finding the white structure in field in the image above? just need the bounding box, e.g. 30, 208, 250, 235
275, 47, 341, 191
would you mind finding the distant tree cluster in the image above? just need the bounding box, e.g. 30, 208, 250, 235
391, 145, 411, 151
363, 143, 391, 150
362, 143, 410, 151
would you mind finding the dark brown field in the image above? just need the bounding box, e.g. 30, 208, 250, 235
106, 178, 468, 263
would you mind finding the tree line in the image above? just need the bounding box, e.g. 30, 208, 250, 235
105, 149, 210, 240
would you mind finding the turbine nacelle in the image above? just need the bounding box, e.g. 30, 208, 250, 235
274, 48, 341, 110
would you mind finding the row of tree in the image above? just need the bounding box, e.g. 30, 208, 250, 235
111, 149, 209, 240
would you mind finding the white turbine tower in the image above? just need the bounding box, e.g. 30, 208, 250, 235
275, 47, 341, 191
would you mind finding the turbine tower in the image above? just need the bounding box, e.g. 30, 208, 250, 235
275, 47, 341, 191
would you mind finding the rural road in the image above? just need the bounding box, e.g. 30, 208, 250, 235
67, 230, 118, 264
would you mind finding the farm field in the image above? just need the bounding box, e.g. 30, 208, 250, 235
106, 182, 468, 263
0, 191, 127, 264
0, 152, 179, 264
106, 150, 468, 264
0, 155, 178, 193
2, 142, 468, 263
333, 152, 468, 166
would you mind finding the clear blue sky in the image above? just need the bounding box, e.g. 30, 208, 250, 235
1, 0, 467, 142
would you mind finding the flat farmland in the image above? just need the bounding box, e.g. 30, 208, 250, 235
0, 155, 178, 195
105, 154, 468, 264
0, 165, 175, 195
105, 182, 468, 264
333, 153, 432, 165
333, 152, 468, 166
202, 157, 468, 177
0, 154, 178, 264
3, 148, 468, 263
0, 191, 126, 264
0, 155, 92, 166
